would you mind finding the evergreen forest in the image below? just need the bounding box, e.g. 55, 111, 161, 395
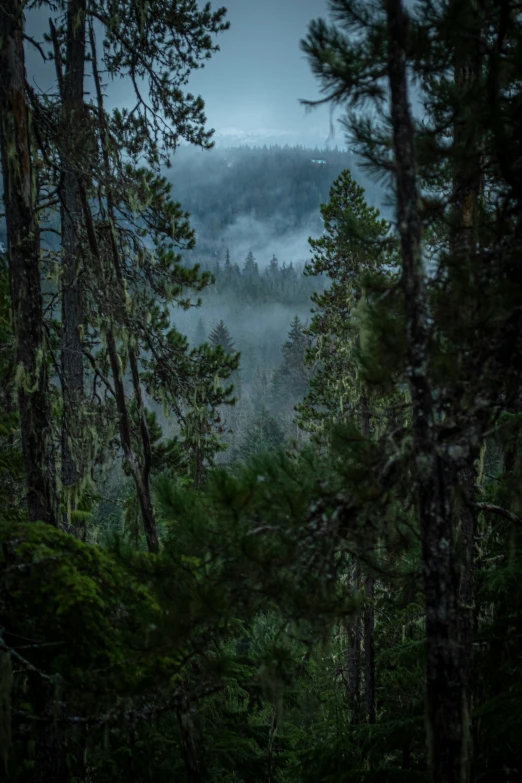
2, 2, 522, 782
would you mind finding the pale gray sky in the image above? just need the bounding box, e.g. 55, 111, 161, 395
25, 0, 341, 149
186, 0, 338, 147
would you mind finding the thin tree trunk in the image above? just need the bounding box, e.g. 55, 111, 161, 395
265, 706, 278, 783
346, 562, 362, 725
385, 3, 465, 782
57, 0, 87, 527
360, 396, 376, 725
0, 0, 56, 525
457, 467, 476, 710
89, 24, 158, 553
450, 16, 482, 764
364, 575, 376, 725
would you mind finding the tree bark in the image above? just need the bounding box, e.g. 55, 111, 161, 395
360, 396, 376, 725
385, 2, 465, 781
450, 14, 483, 766
0, 0, 56, 525
364, 574, 376, 725
346, 562, 362, 725
58, 0, 87, 525
450, 0, 482, 699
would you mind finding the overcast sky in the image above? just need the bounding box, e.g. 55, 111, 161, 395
186, 0, 339, 147
26, 0, 342, 150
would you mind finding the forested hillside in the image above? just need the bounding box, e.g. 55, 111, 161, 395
2, 2, 522, 783
167, 144, 385, 261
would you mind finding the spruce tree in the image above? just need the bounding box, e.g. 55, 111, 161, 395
243, 250, 259, 278
272, 315, 311, 410
208, 320, 235, 355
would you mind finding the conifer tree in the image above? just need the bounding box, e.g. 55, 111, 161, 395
0, 0, 57, 525
272, 315, 311, 410
302, 1, 522, 780
297, 169, 394, 432
20, 0, 233, 551
208, 320, 235, 355
243, 250, 259, 278
51, 0, 88, 522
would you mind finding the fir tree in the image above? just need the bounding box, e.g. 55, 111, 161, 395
272, 315, 311, 409
208, 320, 235, 355
243, 250, 259, 279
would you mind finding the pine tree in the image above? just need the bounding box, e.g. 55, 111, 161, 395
302, 1, 522, 780
268, 254, 279, 277
297, 169, 394, 433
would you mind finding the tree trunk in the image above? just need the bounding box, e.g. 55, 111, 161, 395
88, 24, 159, 553
346, 563, 362, 725
58, 0, 87, 525
0, 0, 56, 525
364, 574, 376, 725
450, 14, 483, 765
265, 706, 278, 783
360, 396, 376, 725
386, 2, 465, 781
105, 330, 159, 555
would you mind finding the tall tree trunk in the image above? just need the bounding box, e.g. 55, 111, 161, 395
360, 396, 376, 725
88, 23, 158, 553
265, 706, 278, 783
364, 575, 376, 725
0, 0, 56, 525
385, 2, 465, 782
74, 168, 159, 552
450, 11, 483, 765
58, 0, 87, 527
346, 562, 362, 725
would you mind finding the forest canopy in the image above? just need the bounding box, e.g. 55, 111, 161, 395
1, 1, 522, 783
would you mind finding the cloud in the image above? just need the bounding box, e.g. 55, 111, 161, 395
187, 211, 323, 269
219, 213, 321, 266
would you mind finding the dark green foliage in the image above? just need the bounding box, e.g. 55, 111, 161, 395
5, 1, 522, 781
271, 316, 311, 408
238, 409, 285, 461
297, 169, 397, 432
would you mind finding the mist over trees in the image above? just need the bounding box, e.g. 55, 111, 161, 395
2, 1, 522, 783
